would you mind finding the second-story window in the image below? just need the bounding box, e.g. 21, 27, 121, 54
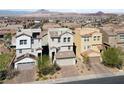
84, 37, 89, 42
20, 40, 23, 45
97, 36, 100, 41
20, 40, 27, 45
24, 40, 27, 44
68, 37, 71, 42
120, 35, 124, 40
31, 39, 34, 44
94, 36, 96, 41
64, 38, 66, 42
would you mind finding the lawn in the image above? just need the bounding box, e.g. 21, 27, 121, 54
0, 53, 14, 71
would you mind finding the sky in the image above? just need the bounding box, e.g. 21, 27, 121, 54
12, 9, 124, 13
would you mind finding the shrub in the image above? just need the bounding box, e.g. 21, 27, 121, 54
102, 47, 123, 69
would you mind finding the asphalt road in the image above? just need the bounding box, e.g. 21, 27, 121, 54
61, 75, 124, 84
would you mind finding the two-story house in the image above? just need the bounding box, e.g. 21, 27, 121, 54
100, 26, 124, 51
48, 28, 76, 66
14, 28, 42, 70
74, 27, 102, 61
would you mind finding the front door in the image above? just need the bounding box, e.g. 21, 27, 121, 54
52, 52, 55, 62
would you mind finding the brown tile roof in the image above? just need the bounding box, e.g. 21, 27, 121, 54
100, 27, 117, 36
56, 51, 75, 59
81, 49, 100, 56
14, 53, 37, 63
16, 33, 32, 38
0, 29, 16, 35
40, 31, 48, 37
49, 31, 59, 38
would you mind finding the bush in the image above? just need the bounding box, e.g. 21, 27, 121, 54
37, 55, 61, 77
0, 70, 7, 80
53, 63, 61, 71
102, 47, 123, 68
6, 69, 19, 79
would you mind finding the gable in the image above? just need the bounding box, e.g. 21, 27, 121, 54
60, 32, 73, 37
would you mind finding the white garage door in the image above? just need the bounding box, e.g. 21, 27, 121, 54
56, 58, 76, 66
17, 62, 35, 70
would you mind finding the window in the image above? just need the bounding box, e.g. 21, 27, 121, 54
84, 37, 89, 42
19, 49, 22, 53
20, 40, 27, 45
68, 46, 71, 50
94, 36, 96, 41
87, 45, 90, 49
31, 39, 34, 44
68, 37, 71, 42
58, 38, 60, 42
97, 36, 100, 41
24, 40, 27, 44
64, 38, 66, 42
20, 40, 23, 45
120, 35, 124, 40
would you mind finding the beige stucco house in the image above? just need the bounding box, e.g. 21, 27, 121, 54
74, 27, 102, 60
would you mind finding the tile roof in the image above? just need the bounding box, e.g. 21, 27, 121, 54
14, 53, 37, 63
49, 28, 73, 38
75, 27, 100, 36
81, 49, 100, 56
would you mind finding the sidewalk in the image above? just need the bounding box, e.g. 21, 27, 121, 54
27, 71, 124, 84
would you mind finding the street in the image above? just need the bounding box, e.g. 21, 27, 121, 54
62, 75, 124, 84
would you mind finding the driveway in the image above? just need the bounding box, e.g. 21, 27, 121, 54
89, 62, 112, 74
5, 68, 37, 84
60, 66, 80, 78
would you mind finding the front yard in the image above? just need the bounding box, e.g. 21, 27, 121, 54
0, 51, 15, 82
36, 55, 61, 81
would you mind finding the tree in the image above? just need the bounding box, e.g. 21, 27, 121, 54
37, 55, 60, 76
4, 33, 12, 41
82, 54, 90, 70
102, 47, 123, 69
83, 54, 89, 64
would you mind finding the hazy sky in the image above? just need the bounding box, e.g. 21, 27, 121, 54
13, 9, 124, 13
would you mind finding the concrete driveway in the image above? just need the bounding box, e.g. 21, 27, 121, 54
89, 62, 112, 74
60, 66, 80, 78
5, 68, 37, 84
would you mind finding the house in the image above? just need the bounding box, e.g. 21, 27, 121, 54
100, 27, 117, 48
14, 28, 42, 70
100, 26, 124, 51
0, 40, 10, 54
48, 28, 76, 66
74, 27, 102, 61
0, 24, 23, 38
43, 23, 61, 31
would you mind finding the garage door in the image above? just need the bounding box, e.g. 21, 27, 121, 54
56, 58, 75, 66
89, 57, 100, 63
17, 62, 35, 70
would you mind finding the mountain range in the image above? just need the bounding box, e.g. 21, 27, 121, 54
0, 9, 121, 17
